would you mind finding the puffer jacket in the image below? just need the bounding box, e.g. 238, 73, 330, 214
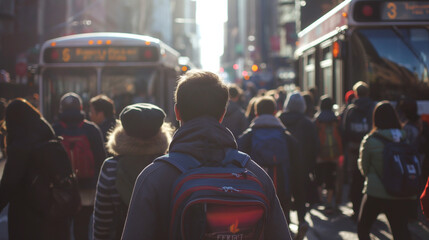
358, 128, 415, 199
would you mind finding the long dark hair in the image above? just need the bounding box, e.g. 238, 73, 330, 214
371, 101, 402, 133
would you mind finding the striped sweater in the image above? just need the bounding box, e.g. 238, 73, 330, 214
93, 157, 122, 240
92, 121, 172, 240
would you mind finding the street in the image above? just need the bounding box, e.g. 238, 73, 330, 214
0, 157, 428, 240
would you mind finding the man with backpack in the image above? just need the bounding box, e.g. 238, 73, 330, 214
122, 70, 291, 240
238, 96, 300, 232
53, 92, 106, 240
314, 96, 342, 214
341, 81, 375, 219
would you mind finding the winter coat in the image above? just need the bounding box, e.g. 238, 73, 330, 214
122, 116, 292, 240
93, 121, 171, 240
279, 111, 319, 173
358, 129, 415, 199
53, 110, 106, 206
341, 97, 375, 145
222, 100, 248, 139
238, 114, 301, 201
0, 100, 70, 240
315, 110, 343, 163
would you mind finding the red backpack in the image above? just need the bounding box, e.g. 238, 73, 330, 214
316, 120, 342, 162
61, 123, 95, 179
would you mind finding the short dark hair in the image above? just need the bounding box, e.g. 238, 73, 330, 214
90, 94, 115, 118
353, 81, 369, 98
175, 70, 228, 122
320, 95, 333, 111
372, 101, 401, 132
228, 84, 242, 99
255, 96, 276, 116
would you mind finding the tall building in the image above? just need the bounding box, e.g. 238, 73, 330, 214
0, 0, 201, 82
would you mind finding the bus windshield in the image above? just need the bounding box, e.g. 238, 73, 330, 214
101, 67, 160, 113
350, 27, 429, 100
42, 67, 160, 122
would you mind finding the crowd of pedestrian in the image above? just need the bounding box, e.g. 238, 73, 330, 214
0, 69, 428, 240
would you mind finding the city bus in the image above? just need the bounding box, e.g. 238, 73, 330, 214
38, 32, 180, 122
295, 0, 429, 120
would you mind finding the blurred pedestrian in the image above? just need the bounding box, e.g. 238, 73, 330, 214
222, 84, 248, 139
53, 92, 106, 240
238, 96, 300, 232
0, 98, 7, 159
93, 103, 174, 240
357, 101, 413, 240
0, 99, 72, 239
89, 94, 117, 143
314, 95, 342, 213
342, 81, 375, 219
279, 91, 320, 239
302, 91, 316, 119
122, 70, 291, 239
245, 96, 259, 123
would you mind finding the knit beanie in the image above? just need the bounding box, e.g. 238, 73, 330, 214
283, 91, 306, 114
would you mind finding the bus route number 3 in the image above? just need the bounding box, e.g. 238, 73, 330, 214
387, 2, 397, 19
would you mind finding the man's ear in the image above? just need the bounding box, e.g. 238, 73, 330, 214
174, 104, 182, 121
218, 108, 227, 123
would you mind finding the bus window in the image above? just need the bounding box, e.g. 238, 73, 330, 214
350, 27, 429, 100
321, 46, 333, 99
101, 67, 160, 114
42, 68, 97, 122
305, 53, 316, 90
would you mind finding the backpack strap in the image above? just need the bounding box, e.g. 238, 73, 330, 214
155, 149, 250, 173
222, 148, 250, 167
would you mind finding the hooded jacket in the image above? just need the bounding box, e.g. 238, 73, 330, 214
279, 93, 319, 173
0, 100, 68, 240
358, 129, 415, 199
122, 116, 291, 240
93, 122, 171, 240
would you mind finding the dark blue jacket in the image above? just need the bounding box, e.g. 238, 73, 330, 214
279, 111, 319, 173
122, 117, 291, 240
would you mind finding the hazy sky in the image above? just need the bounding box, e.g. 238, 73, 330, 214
196, 0, 227, 73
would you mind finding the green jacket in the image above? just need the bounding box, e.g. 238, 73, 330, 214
358, 128, 416, 199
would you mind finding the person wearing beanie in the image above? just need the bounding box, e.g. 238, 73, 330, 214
53, 92, 106, 240
93, 103, 174, 240
279, 91, 320, 239
0, 98, 72, 239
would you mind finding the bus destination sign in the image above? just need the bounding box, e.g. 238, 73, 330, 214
44, 46, 159, 63
382, 2, 429, 21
